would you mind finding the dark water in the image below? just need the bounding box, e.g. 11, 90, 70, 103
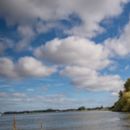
0, 111, 130, 130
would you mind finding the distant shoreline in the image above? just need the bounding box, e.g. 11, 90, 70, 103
2, 106, 110, 115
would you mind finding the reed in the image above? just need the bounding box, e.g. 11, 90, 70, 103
12, 115, 44, 130
12, 115, 17, 130
40, 122, 43, 130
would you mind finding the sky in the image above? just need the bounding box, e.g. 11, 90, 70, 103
0, 0, 130, 112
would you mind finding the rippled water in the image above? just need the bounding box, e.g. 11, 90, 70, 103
0, 111, 130, 130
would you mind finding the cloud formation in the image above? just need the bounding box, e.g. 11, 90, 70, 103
0, 0, 129, 93
34, 36, 123, 92
35, 37, 110, 70
0, 1, 130, 112
0, 0, 128, 37
105, 19, 130, 57
61, 66, 123, 91
0, 56, 55, 79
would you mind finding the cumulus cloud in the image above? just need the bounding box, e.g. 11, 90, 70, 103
0, 56, 55, 79
105, 19, 130, 57
0, 0, 128, 37
66, 0, 128, 37
34, 36, 123, 92
17, 57, 56, 77
61, 66, 123, 92
35, 36, 110, 70
0, 0, 129, 93
0, 58, 17, 78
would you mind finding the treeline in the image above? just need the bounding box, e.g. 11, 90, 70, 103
112, 78, 130, 112
3, 106, 108, 115
3, 108, 79, 115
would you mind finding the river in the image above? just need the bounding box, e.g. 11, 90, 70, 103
0, 111, 130, 130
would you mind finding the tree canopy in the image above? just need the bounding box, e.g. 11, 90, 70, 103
112, 78, 130, 112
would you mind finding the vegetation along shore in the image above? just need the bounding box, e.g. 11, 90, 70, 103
112, 78, 130, 112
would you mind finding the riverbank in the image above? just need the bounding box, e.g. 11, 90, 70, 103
2, 106, 110, 115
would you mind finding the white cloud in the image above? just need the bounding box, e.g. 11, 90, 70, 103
34, 19, 130, 92
61, 66, 123, 92
66, 0, 128, 37
0, 56, 55, 79
111, 92, 119, 96
17, 56, 56, 77
34, 36, 123, 92
0, 0, 129, 93
0, 0, 128, 37
0, 58, 17, 78
35, 36, 110, 70
105, 19, 130, 57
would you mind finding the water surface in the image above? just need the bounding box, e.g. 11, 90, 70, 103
0, 111, 130, 130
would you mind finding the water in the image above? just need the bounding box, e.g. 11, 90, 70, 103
0, 111, 130, 130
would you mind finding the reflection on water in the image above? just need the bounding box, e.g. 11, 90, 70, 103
0, 111, 130, 130
119, 113, 130, 129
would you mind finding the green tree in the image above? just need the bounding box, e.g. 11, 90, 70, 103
119, 90, 123, 98
78, 106, 86, 111
124, 78, 130, 92
112, 78, 130, 112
